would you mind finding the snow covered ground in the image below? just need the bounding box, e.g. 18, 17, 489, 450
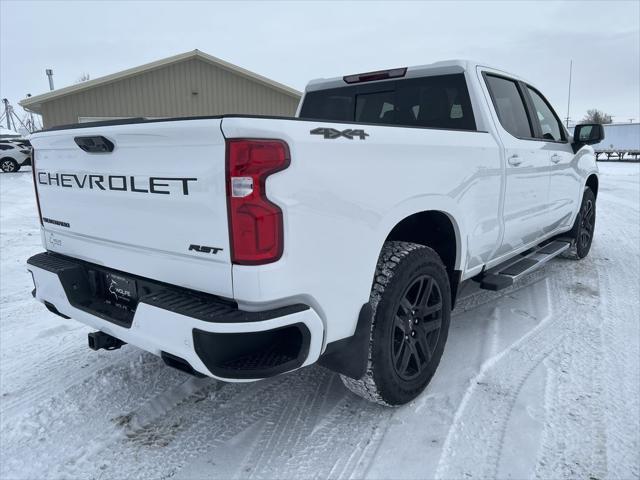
1, 163, 638, 480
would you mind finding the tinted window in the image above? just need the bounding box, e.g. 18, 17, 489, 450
355, 90, 395, 123
485, 75, 532, 138
527, 87, 564, 141
300, 73, 476, 131
303, 93, 353, 122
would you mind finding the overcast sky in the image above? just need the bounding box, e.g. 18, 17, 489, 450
1, 0, 639, 124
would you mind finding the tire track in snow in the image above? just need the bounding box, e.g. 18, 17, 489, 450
533, 258, 608, 479
533, 184, 639, 479
437, 177, 640, 479
1, 352, 202, 479
1, 328, 139, 421
435, 270, 566, 479
5, 369, 288, 480
435, 259, 617, 479
240, 372, 393, 480
41, 368, 334, 480
598, 251, 640, 479
534, 190, 639, 479
600, 261, 640, 478
282, 389, 391, 480
243, 371, 336, 479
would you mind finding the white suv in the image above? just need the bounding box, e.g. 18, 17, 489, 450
0, 141, 32, 172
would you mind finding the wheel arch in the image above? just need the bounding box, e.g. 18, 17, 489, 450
382, 208, 462, 306
585, 173, 599, 198
320, 206, 463, 381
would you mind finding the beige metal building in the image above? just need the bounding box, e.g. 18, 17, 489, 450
20, 50, 302, 128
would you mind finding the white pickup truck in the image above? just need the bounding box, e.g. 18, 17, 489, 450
27, 60, 603, 406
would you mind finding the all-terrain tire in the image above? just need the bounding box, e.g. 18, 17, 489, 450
561, 187, 596, 260
0, 158, 19, 173
340, 241, 451, 406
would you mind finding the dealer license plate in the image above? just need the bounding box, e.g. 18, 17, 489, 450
103, 272, 138, 308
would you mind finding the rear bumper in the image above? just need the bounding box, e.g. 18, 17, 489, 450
26, 252, 324, 381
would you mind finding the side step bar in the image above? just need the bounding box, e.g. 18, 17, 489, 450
479, 240, 570, 291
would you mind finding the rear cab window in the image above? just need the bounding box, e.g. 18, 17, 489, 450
299, 73, 477, 131
484, 74, 533, 139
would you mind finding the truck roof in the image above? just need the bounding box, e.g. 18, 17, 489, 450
305, 59, 519, 92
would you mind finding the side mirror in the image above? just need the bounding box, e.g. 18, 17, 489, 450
573, 123, 605, 151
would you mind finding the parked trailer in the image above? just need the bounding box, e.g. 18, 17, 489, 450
596, 123, 640, 161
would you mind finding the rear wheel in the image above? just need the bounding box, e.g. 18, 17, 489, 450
0, 158, 19, 173
562, 187, 596, 259
341, 241, 451, 406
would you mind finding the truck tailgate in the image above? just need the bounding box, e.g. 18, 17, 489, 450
30, 119, 233, 298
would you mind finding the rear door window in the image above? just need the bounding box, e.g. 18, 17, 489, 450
485, 75, 533, 139
300, 73, 477, 131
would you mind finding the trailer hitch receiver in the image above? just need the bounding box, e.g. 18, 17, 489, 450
88, 331, 126, 351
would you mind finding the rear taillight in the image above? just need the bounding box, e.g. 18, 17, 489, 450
31, 149, 43, 226
226, 139, 290, 265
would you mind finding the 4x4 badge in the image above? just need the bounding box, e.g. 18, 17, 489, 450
310, 127, 369, 140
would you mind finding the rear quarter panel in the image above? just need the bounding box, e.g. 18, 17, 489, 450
222, 117, 501, 343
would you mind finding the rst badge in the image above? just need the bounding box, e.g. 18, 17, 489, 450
310, 127, 369, 140
189, 244, 223, 255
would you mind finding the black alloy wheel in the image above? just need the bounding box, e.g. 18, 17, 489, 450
391, 274, 443, 381
579, 197, 595, 251
340, 241, 451, 406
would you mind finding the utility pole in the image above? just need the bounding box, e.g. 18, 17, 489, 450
46, 69, 54, 91
2, 98, 11, 129
565, 60, 573, 128
25, 94, 36, 131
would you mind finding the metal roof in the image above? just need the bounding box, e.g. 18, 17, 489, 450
20, 50, 301, 113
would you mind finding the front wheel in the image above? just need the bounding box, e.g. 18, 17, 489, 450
0, 158, 19, 173
563, 187, 596, 259
341, 241, 451, 406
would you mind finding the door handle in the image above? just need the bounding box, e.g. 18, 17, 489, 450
508, 154, 522, 166
551, 154, 561, 164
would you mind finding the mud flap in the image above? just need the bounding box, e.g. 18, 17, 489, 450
317, 303, 373, 380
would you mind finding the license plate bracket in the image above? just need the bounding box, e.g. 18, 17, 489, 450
103, 272, 138, 309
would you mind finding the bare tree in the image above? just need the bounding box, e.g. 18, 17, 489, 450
582, 109, 613, 124
75, 73, 90, 83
